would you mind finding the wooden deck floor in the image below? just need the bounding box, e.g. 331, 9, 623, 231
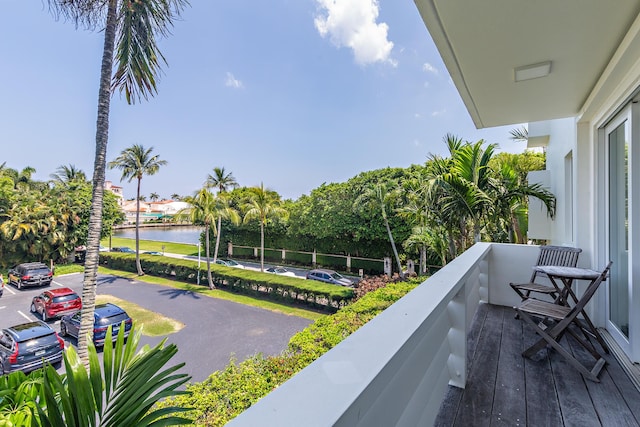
436, 304, 640, 426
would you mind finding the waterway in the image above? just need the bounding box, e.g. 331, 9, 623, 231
113, 226, 202, 244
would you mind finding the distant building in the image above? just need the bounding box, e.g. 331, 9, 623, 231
121, 199, 188, 224
104, 181, 124, 206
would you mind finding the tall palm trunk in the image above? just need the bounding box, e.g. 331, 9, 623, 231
135, 176, 143, 275
260, 218, 265, 272
79, 0, 117, 365
381, 205, 402, 276
260, 218, 266, 271
213, 216, 222, 262
205, 222, 214, 289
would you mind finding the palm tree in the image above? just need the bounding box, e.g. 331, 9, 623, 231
243, 183, 289, 271
40, 327, 189, 426
50, 164, 87, 185
109, 144, 167, 275
150, 192, 160, 202
509, 126, 529, 142
205, 167, 239, 261
170, 193, 182, 201
47, 0, 187, 365
490, 161, 555, 243
178, 188, 218, 288
429, 138, 495, 244
355, 181, 404, 276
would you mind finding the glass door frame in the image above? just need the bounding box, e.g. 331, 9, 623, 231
601, 102, 640, 362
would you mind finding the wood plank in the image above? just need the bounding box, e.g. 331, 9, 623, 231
601, 350, 640, 421
522, 316, 564, 426
490, 306, 526, 427
454, 304, 503, 426
568, 334, 640, 426
437, 305, 640, 427
435, 303, 489, 426
547, 333, 599, 427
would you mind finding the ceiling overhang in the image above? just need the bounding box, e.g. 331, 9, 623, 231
414, 0, 640, 129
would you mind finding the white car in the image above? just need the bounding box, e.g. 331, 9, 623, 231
265, 266, 296, 277
215, 259, 245, 269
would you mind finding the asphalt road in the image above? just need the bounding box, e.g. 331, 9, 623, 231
0, 274, 313, 383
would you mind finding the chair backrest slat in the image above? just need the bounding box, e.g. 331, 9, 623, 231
530, 245, 582, 282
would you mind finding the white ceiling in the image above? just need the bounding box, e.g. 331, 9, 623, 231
414, 0, 640, 128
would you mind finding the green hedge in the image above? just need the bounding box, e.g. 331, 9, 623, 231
350, 258, 384, 275
282, 251, 313, 265
230, 246, 254, 258
100, 253, 354, 311
155, 280, 419, 426
263, 248, 283, 263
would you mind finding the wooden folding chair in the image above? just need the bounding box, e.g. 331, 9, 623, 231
514, 262, 612, 382
510, 245, 582, 301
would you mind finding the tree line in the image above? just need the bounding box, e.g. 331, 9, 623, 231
0, 163, 124, 268
180, 134, 553, 280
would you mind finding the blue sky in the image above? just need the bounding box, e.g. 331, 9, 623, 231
0, 0, 525, 200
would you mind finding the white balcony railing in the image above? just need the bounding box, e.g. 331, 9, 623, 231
228, 243, 541, 427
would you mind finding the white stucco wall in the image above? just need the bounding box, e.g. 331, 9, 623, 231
529, 118, 581, 248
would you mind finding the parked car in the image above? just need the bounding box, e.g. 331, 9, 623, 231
60, 303, 133, 346
215, 259, 245, 269
265, 266, 296, 277
30, 287, 82, 321
7, 262, 53, 290
306, 269, 354, 287
111, 247, 136, 254
142, 251, 162, 255
0, 321, 64, 375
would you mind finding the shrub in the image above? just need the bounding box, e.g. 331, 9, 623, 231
353, 273, 406, 300
100, 253, 354, 311
156, 281, 418, 426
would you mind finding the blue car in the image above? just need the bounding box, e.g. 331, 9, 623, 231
60, 303, 133, 346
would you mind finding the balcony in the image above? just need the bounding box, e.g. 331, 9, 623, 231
228, 243, 640, 426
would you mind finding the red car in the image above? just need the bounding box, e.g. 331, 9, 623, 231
30, 287, 82, 321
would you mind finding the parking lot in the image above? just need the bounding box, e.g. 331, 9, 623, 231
0, 273, 313, 383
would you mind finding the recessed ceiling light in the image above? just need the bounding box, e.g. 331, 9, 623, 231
514, 61, 552, 82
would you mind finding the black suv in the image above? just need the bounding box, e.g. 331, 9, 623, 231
0, 321, 64, 375
61, 303, 133, 346
8, 262, 53, 290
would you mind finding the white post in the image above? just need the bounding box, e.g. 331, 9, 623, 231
197, 242, 201, 285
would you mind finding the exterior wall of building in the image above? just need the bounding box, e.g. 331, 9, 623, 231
536, 32, 640, 360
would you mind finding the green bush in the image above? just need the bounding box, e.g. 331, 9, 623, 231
231, 246, 254, 258
156, 281, 418, 426
350, 258, 384, 275
100, 253, 354, 311
315, 253, 347, 270
282, 251, 313, 265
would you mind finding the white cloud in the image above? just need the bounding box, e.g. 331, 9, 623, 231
314, 0, 394, 66
431, 109, 446, 117
414, 113, 421, 119
225, 72, 243, 89
422, 62, 438, 74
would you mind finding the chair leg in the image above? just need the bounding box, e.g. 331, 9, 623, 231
518, 308, 606, 382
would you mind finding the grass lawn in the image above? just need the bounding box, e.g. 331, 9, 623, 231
98, 266, 324, 321
96, 294, 184, 336
102, 237, 198, 256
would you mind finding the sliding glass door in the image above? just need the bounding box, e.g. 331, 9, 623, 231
607, 113, 630, 341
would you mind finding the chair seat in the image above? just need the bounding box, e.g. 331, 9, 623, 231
517, 298, 570, 320
511, 282, 557, 294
